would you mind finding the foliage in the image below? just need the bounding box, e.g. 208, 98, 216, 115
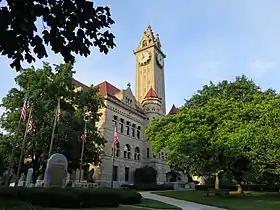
128, 183, 174, 191
146, 75, 280, 189
0, 0, 116, 71
0, 63, 105, 181
134, 165, 157, 185
0, 187, 142, 208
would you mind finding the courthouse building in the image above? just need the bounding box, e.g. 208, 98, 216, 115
73, 25, 179, 185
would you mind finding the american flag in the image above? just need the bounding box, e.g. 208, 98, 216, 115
56, 99, 61, 121
81, 123, 87, 143
113, 126, 119, 145
20, 95, 29, 121
27, 115, 33, 133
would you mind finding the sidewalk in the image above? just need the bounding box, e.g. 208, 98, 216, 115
140, 191, 226, 210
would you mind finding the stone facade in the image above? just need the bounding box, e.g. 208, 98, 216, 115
73, 25, 174, 185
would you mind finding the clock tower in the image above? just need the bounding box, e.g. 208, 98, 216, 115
133, 25, 166, 114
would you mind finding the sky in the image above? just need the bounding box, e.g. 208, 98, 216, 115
1, 0, 280, 114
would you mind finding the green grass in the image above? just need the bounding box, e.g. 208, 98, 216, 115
134, 198, 181, 209
153, 190, 280, 210
0, 198, 180, 210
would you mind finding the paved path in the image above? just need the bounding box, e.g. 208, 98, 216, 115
140, 191, 226, 210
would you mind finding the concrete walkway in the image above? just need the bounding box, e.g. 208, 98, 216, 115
140, 191, 226, 210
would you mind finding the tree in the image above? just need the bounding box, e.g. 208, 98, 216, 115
146, 75, 280, 193
0, 62, 105, 181
0, 1, 115, 71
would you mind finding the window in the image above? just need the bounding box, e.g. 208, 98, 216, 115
165, 153, 168, 160
113, 166, 118, 181
161, 152, 164, 159
124, 144, 131, 159
153, 153, 156, 158
112, 142, 120, 157
125, 167, 129, 182
136, 126, 141, 139
119, 119, 124, 133
126, 121, 130, 135
134, 147, 140, 161
112, 115, 118, 128
132, 124, 136, 137
142, 40, 147, 47
146, 148, 150, 158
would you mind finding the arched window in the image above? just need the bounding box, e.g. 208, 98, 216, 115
161, 152, 164, 160
142, 40, 147, 47
124, 144, 131, 159
112, 142, 120, 157
134, 147, 140, 161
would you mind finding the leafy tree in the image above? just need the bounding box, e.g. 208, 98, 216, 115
0, 63, 105, 181
0, 0, 116, 71
146, 75, 280, 193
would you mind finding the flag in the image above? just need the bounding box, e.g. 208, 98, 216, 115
81, 123, 87, 143
26, 115, 33, 133
56, 99, 61, 122
113, 126, 119, 145
20, 95, 29, 121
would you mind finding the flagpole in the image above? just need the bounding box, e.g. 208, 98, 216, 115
4, 119, 22, 186
79, 115, 87, 182
79, 138, 85, 182
110, 143, 116, 188
48, 99, 59, 159
15, 107, 32, 187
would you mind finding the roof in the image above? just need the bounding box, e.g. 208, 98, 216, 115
168, 104, 177, 115
72, 78, 145, 115
73, 79, 120, 96
97, 81, 120, 96
144, 87, 159, 99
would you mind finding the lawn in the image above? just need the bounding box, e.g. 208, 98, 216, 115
134, 198, 181, 209
0, 198, 180, 210
153, 190, 280, 210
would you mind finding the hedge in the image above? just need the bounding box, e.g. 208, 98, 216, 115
195, 184, 237, 191
126, 183, 174, 191
0, 187, 142, 208
195, 184, 280, 192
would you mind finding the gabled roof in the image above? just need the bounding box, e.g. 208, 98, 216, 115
168, 104, 178, 115
73, 79, 120, 96
97, 81, 120, 96
144, 87, 159, 99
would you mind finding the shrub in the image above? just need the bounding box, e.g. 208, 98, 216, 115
0, 187, 142, 208
195, 184, 237, 191
134, 166, 157, 184
243, 184, 280, 192
129, 183, 174, 191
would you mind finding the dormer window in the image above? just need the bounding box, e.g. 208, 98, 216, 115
142, 40, 147, 47
125, 97, 132, 105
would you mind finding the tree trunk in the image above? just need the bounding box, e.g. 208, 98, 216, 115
215, 170, 224, 190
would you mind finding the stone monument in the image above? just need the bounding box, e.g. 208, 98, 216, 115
26, 168, 33, 187
18, 173, 25, 186
44, 153, 68, 187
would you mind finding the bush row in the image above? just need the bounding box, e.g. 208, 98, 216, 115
195, 184, 280, 192
121, 183, 174, 191
243, 184, 280, 192
195, 184, 237, 191
0, 187, 142, 208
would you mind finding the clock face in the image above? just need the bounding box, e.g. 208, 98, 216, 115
157, 53, 164, 67
138, 51, 151, 65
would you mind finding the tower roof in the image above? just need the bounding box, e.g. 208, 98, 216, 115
168, 104, 178, 115
144, 87, 159, 99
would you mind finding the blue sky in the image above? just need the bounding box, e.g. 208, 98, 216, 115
1, 0, 280, 114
